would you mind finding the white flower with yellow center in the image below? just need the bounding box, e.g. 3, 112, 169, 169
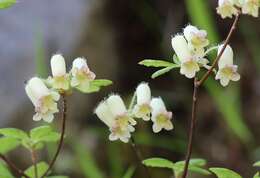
95, 95, 136, 143
241, 0, 259, 17
25, 77, 60, 123
133, 83, 152, 121
215, 44, 240, 86
217, 0, 239, 18
48, 54, 70, 91
71, 57, 96, 90
150, 97, 173, 133
172, 35, 200, 78
183, 25, 209, 56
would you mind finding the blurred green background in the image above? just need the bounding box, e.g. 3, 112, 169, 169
1, 0, 260, 177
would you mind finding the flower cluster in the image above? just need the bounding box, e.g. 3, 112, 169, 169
217, 0, 259, 18
171, 25, 240, 86
171, 25, 209, 78
95, 83, 173, 143
26, 54, 97, 122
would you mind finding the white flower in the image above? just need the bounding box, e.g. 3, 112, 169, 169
241, 0, 259, 17
150, 97, 173, 133
133, 83, 152, 121
25, 77, 60, 122
171, 35, 200, 78
217, 0, 239, 18
95, 95, 136, 143
48, 54, 70, 91
183, 25, 209, 54
71, 57, 96, 90
215, 44, 240, 86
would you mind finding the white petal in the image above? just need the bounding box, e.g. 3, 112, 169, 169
33, 113, 42, 121
43, 114, 54, 123
152, 123, 162, 133
220, 78, 230, 87
218, 44, 234, 68
171, 35, 192, 62
109, 133, 118, 141
231, 72, 240, 81
107, 95, 127, 116
95, 101, 115, 127
183, 25, 199, 42
150, 97, 166, 114
164, 121, 174, 131
51, 54, 66, 77
26, 77, 49, 100
72, 57, 88, 70
136, 82, 151, 105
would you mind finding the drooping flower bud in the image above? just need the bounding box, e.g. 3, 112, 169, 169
215, 44, 240, 86
71, 57, 96, 90
25, 77, 60, 122
94, 100, 115, 128
216, 0, 239, 19
150, 97, 173, 133
133, 82, 152, 121
49, 54, 70, 91
51, 54, 66, 77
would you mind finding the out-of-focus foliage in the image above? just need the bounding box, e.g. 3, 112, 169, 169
0, 0, 16, 9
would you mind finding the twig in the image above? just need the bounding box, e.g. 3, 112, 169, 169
40, 94, 67, 178
31, 149, 38, 178
181, 78, 198, 178
130, 137, 152, 178
197, 13, 240, 86
0, 153, 30, 178
181, 13, 240, 178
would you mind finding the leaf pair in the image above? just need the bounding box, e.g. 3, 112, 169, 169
142, 157, 210, 177
0, 125, 60, 153
139, 58, 180, 79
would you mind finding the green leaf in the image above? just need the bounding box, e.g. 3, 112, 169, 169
142, 158, 174, 169
173, 159, 211, 176
254, 172, 260, 178
209, 168, 242, 178
0, 128, 28, 140
151, 65, 179, 79
47, 176, 68, 178
0, 162, 14, 178
30, 126, 52, 140
0, 137, 20, 154
175, 159, 207, 167
76, 79, 112, 93
24, 162, 49, 178
30, 126, 60, 143
122, 166, 135, 178
0, 0, 16, 9
173, 55, 181, 65
254, 161, 260, 167
139, 59, 174, 67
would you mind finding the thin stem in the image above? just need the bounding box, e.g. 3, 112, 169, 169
181, 78, 198, 178
40, 94, 67, 178
130, 137, 152, 178
181, 14, 240, 178
197, 13, 240, 86
31, 149, 38, 178
0, 153, 30, 178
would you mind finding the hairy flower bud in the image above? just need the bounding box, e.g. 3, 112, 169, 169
241, 0, 259, 17
217, 0, 238, 18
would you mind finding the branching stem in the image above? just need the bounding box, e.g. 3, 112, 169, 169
181, 13, 240, 178
31, 149, 38, 178
0, 153, 30, 178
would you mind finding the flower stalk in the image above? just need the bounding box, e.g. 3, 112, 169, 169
181, 12, 240, 178
40, 94, 67, 178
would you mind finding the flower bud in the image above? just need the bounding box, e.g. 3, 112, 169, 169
171, 35, 192, 63
51, 54, 66, 77
136, 82, 151, 105
218, 44, 234, 68
72, 57, 88, 71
